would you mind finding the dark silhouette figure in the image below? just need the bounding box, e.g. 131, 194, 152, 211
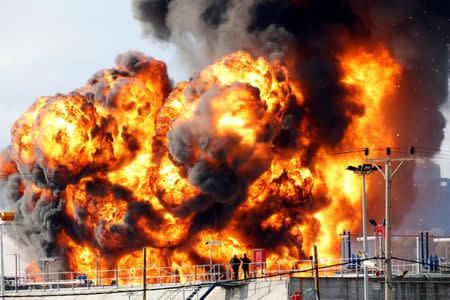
230, 254, 241, 280
241, 254, 251, 280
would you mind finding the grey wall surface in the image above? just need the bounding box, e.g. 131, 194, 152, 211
289, 277, 450, 300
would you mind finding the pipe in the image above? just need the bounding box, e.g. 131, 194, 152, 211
426, 231, 429, 268
348, 230, 352, 263
342, 230, 346, 263
420, 232, 425, 268
416, 237, 421, 273
433, 238, 450, 243
357, 236, 377, 242
378, 235, 382, 257
373, 232, 377, 257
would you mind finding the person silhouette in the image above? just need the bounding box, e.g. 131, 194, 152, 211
240, 254, 251, 280
230, 254, 241, 280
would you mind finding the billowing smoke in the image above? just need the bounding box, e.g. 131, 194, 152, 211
166, 53, 291, 202
133, 0, 450, 227
0, 52, 172, 270
0, 46, 317, 271
0, 0, 448, 274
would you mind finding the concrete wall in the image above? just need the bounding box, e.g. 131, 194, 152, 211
289, 277, 450, 300
220, 279, 288, 300
5, 279, 289, 300
6, 277, 450, 299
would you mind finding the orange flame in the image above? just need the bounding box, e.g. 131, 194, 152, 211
1, 46, 401, 275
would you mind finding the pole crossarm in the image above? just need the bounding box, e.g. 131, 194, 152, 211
365, 157, 413, 162
365, 157, 413, 179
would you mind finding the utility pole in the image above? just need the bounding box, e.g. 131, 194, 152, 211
96, 256, 99, 286
14, 254, 17, 292
313, 245, 320, 300
143, 247, 147, 300
385, 160, 392, 300
366, 147, 414, 300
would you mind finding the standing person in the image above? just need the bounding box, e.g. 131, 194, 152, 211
230, 255, 241, 280
241, 253, 251, 280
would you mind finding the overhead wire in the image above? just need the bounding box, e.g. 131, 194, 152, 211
2, 257, 377, 298
392, 256, 450, 270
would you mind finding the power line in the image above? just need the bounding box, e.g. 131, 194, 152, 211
1, 257, 377, 298
392, 256, 450, 270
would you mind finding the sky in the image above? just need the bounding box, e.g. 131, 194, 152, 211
0, 0, 449, 272
0, 0, 191, 148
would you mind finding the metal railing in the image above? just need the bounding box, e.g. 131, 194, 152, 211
2, 257, 441, 293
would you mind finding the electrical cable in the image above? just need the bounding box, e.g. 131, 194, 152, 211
392, 256, 450, 270
1, 257, 378, 298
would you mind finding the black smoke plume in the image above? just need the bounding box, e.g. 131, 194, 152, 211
133, 0, 450, 227
0, 0, 448, 273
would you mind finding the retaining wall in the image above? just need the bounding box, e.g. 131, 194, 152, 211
289, 277, 450, 300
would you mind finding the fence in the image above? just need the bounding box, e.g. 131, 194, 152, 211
2, 257, 445, 293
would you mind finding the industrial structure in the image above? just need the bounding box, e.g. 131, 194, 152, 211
0, 232, 448, 299
2, 147, 450, 299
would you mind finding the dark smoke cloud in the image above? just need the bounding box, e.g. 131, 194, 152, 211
0, 0, 447, 273
167, 81, 276, 203
133, 0, 450, 227
1, 168, 67, 264
132, 0, 172, 40
0, 52, 173, 269
231, 170, 316, 258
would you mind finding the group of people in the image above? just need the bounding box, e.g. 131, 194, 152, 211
230, 254, 252, 280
